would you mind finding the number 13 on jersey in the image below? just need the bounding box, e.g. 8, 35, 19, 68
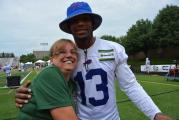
74, 68, 109, 106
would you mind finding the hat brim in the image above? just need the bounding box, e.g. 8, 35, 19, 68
59, 13, 102, 34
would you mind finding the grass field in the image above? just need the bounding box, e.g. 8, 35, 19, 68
0, 69, 38, 120
116, 74, 179, 120
0, 69, 179, 120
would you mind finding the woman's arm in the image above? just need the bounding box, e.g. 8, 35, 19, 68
50, 106, 78, 120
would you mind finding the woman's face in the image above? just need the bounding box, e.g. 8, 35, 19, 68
51, 43, 77, 75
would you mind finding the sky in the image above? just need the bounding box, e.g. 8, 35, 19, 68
0, 0, 178, 57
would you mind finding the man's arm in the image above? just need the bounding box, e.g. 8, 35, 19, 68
50, 106, 78, 120
115, 63, 172, 120
15, 81, 32, 108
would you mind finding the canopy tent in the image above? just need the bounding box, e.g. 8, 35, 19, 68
47, 60, 51, 66
35, 60, 45, 63
25, 62, 33, 64
35, 60, 46, 68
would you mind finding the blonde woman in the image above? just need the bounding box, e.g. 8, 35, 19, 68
17, 39, 78, 120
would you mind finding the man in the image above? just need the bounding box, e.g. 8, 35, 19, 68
3, 63, 11, 86
145, 57, 151, 74
3, 63, 11, 77
16, 2, 172, 120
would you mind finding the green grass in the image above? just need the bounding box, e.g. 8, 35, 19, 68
116, 74, 179, 120
0, 69, 38, 120
0, 70, 179, 120
0, 89, 17, 120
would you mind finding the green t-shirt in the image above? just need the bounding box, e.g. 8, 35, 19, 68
17, 65, 76, 120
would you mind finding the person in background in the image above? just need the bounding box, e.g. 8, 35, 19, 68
2, 63, 12, 87
15, 2, 172, 120
145, 57, 151, 74
17, 39, 78, 120
3, 63, 11, 77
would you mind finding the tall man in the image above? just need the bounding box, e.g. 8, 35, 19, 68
16, 2, 172, 120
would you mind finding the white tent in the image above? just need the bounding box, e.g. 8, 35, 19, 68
25, 62, 33, 64
47, 60, 50, 63
35, 60, 45, 63
47, 60, 51, 66
35, 60, 46, 68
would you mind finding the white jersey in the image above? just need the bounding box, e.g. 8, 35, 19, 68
73, 38, 160, 120
3, 65, 11, 76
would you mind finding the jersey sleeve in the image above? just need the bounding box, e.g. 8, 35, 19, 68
32, 68, 72, 110
114, 44, 128, 65
115, 61, 161, 120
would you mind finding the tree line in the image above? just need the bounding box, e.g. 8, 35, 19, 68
0, 52, 15, 58
20, 53, 49, 63
19, 5, 179, 63
101, 5, 179, 57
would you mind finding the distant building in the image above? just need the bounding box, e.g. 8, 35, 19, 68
0, 52, 19, 68
33, 51, 49, 59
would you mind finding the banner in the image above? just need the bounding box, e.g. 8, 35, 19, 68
141, 64, 176, 73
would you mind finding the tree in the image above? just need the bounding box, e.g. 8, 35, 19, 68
27, 53, 36, 63
20, 53, 36, 63
20, 55, 27, 63
119, 35, 128, 47
101, 35, 121, 44
10, 53, 15, 57
125, 19, 153, 56
2, 52, 5, 58
42, 56, 50, 61
152, 5, 179, 48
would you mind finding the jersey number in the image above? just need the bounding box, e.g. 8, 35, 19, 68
74, 68, 109, 106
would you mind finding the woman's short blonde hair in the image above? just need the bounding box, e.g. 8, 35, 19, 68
50, 39, 77, 57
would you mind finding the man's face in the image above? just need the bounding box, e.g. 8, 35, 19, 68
69, 14, 93, 39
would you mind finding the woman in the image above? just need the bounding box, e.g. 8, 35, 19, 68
17, 39, 78, 120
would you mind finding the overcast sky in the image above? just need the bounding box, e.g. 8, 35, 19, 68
0, 0, 178, 56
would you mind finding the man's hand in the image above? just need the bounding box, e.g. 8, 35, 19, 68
15, 81, 32, 108
154, 113, 172, 120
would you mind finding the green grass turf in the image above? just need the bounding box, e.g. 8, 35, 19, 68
116, 74, 179, 120
0, 71, 179, 120
0, 69, 38, 120
0, 89, 17, 120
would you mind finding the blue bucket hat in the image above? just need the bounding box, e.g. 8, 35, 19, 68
59, 2, 102, 34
